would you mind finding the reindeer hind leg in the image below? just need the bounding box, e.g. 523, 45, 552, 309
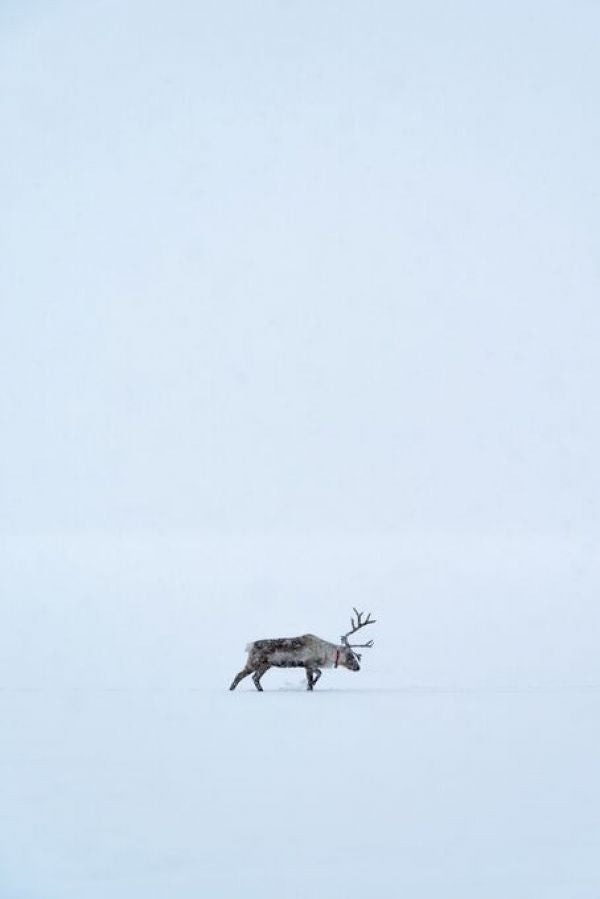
229, 666, 253, 690
252, 663, 271, 691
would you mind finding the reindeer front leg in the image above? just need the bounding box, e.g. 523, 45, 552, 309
305, 666, 322, 691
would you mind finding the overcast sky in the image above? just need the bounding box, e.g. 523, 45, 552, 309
1, 0, 599, 536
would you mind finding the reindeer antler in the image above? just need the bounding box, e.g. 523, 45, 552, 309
341, 607, 376, 649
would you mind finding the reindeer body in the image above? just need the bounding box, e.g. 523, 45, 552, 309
251, 634, 339, 667
229, 610, 375, 691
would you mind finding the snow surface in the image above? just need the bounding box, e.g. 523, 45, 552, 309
2, 0, 600, 895
2, 535, 599, 898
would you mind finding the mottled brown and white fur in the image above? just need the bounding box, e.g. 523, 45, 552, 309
229, 633, 360, 692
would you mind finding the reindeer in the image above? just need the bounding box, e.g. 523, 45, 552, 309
229, 608, 376, 691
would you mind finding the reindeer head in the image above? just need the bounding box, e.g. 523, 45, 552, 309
339, 608, 376, 672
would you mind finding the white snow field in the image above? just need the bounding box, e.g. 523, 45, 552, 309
2, 0, 600, 896
1, 535, 599, 898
